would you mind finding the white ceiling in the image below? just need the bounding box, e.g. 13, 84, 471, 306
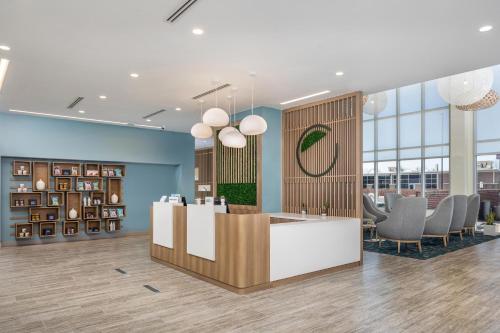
0, 0, 499, 132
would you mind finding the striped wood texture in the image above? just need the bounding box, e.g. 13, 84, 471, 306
195, 148, 213, 197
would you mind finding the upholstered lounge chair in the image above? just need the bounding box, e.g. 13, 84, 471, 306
423, 196, 454, 246
363, 194, 388, 224
463, 194, 480, 237
449, 195, 468, 240
377, 197, 427, 253
384, 192, 403, 213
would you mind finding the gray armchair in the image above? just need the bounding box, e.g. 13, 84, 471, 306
377, 197, 427, 253
423, 196, 454, 246
384, 192, 403, 213
449, 195, 468, 240
463, 194, 480, 237
363, 194, 388, 224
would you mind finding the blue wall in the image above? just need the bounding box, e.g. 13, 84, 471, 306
0, 112, 195, 244
235, 107, 282, 213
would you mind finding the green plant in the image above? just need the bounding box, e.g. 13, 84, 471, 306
321, 202, 329, 214
301, 130, 327, 152
486, 212, 496, 225
217, 183, 256, 206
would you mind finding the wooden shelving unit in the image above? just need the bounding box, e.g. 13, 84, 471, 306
86, 220, 101, 234
10, 192, 42, 208
83, 206, 99, 220
66, 192, 82, 220
55, 177, 72, 191
106, 178, 123, 204
29, 207, 59, 222
52, 162, 81, 177
47, 192, 64, 207
101, 205, 126, 219
32, 161, 50, 191
76, 177, 103, 191
15, 223, 33, 240
63, 221, 79, 236
101, 164, 125, 177
12, 160, 32, 176
39, 222, 57, 238
105, 219, 121, 233
84, 163, 100, 177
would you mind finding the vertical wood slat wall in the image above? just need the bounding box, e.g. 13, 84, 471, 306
282, 92, 363, 218
215, 135, 257, 185
195, 148, 213, 197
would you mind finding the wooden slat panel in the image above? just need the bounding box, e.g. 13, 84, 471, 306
195, 148, 214, 197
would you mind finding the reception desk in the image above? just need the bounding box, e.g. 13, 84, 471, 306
151, 205, 361, 294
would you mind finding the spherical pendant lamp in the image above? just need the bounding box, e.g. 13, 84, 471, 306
218, 126, 237, 141
437, 67, 493, 106
240, 114, 267, 135
222, 130, 247, 148
363, 91, 387, 115
456, 89, 499, 111
190, 122, 213, 139
203, 107, 229, 127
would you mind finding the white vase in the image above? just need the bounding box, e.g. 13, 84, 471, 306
68, 208, 78, 219
110, 193, 119, 204
35, 179, 46, 191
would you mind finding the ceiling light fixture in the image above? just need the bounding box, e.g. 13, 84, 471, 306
437, 67, 493, 105
175, 107, 182, 111
78, 110, 86, 114
240, 72, 267, 136
363, 92, 388, 115
191, 100, 213, 139
218, 95, 237, 142
280, 90, 331, 105
479, 25, 493, 32
130, 73, 139, 78
202, 81, 229, 127
0, 45, 10, 51
192, 28, 204, 35
99, 95, 107, 99
0, 58, 10, 92
146, 118, 151, 122
336, 71, 344, 76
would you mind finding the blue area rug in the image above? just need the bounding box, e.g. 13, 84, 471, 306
363, 233, 500, 260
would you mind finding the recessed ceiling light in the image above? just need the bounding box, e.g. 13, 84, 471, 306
175, 107, 182, 111
0, 45, 10, 51
479, 25, 493, 32
336, 71, 344, 76
99, 95, 107, 99
130, 73, 139, 78
78, 110, 86, 114
192, 28, 204, 35
146, 118, 151, 122
0, 58, 10, 92
280, 90, 331, 105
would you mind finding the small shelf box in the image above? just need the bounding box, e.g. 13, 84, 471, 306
90, 191, 105, 206
29, 207, 59, 222
10, 192, 42, 208
52, 162, 81, 177
84, 163, 101, 177
55, 177, 72, 191
101, 164, 125, 178
83, 206, 99, 220
76, 177, 103, 192
13, 160, 32, 176
101, 205, 126, 219
105, 219, 121, 232
86, 220, 101, 234
39, 222, 57, 238
63, 221, 79, 236
15, 223, 33, 240
106, 178, 123, 204
66, 192, 82, 220
32, 161, 50, 191
47, 192, 64, 207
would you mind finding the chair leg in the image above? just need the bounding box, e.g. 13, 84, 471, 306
442, 236, 447, 247
459, 231, 463, 241
417, 241, 422, 253
397, 241, 400, 254
472, 228, 475, 238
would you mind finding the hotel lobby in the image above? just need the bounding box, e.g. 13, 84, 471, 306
1, 1, 500, 332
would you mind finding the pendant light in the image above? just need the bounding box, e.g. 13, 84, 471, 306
218, 95, 237, 141
363, 91, 387, 115
222, 90, 247, 148
437, 67, 493, 106
191, 100, 213, 139
240, 72, 267, 135
203, 82, 229, 127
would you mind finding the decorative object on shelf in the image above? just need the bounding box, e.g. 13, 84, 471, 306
202, 81, 229, 127
31, 213, 40, 222
191, 100, 213, 139
54, 166, 62, 176
114, 168, 122, 177
62, 169, 71, 176
50, 196, 59, 206
35, 179, 46, 191
17, 183, 28, 193
240, 72, 268, 136
437, 67, 494, 106
68, 208, 78, 219
195, 198, 202, 205
71, 166, 79, 176
455, 89, 499, 111
47, 214, 55, 221
29, 198, 37, 206
363, 91, 387, 115
86, 169, 99, 176
110, 193, 119, 204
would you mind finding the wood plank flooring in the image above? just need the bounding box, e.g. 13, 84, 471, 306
1, 235, 500, 332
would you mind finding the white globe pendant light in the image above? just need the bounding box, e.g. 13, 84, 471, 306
363, 91, 387, 115
240, 72, 267, 136
218, 95, 238, 141
191, 100, 213, 139
437, 67, 493, 106
202, 82, 229, 127
222, 130, 247, 148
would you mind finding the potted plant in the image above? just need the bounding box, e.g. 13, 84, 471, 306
483, 212, 500, 236
301, 203, 307, 215
321, 202, 329, 217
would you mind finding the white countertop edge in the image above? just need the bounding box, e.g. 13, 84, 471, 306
269, 212, 360, 225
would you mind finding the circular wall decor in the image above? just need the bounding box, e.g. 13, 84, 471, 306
296, 124, 338, 177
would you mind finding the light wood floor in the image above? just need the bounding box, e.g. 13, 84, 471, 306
1, 235, 499, 333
